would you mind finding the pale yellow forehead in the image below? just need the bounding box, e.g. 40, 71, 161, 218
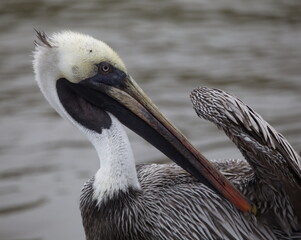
51, 31, 127, 83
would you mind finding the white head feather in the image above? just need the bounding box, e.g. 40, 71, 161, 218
33, 30, 127, 117
34, 31, 126, 81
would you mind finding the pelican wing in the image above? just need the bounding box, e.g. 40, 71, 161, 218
190, 87, 301, 222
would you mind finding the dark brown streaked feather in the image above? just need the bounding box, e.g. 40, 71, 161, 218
80, 164, 282, 240
190, 87, 301, 234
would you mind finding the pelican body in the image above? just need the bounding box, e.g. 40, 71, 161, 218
33, 31, 301, 239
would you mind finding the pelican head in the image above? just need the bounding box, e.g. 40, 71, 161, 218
33, 30, 253, 213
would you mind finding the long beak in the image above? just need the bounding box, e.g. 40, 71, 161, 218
76, 75, 256, 215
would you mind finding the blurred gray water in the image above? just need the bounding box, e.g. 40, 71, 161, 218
1, 0, 301, 239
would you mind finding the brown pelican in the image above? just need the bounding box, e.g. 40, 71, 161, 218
33, 30, 300, 239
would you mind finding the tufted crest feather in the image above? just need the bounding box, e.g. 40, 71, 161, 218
34, 29, 53, 48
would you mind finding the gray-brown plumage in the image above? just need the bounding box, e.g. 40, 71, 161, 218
80, 164, 278, 240
191, 87, 301, 236
79, 87, 301, 240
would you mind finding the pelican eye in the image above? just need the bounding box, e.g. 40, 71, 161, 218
99, 62, 111, 74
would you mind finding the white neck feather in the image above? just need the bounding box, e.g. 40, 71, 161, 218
88, 114, 141, 205
44, 84, 141, 205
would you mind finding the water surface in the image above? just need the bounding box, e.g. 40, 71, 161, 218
1, 0, 301, 239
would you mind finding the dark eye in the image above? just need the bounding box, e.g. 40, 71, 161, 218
99, 62, 111, 74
